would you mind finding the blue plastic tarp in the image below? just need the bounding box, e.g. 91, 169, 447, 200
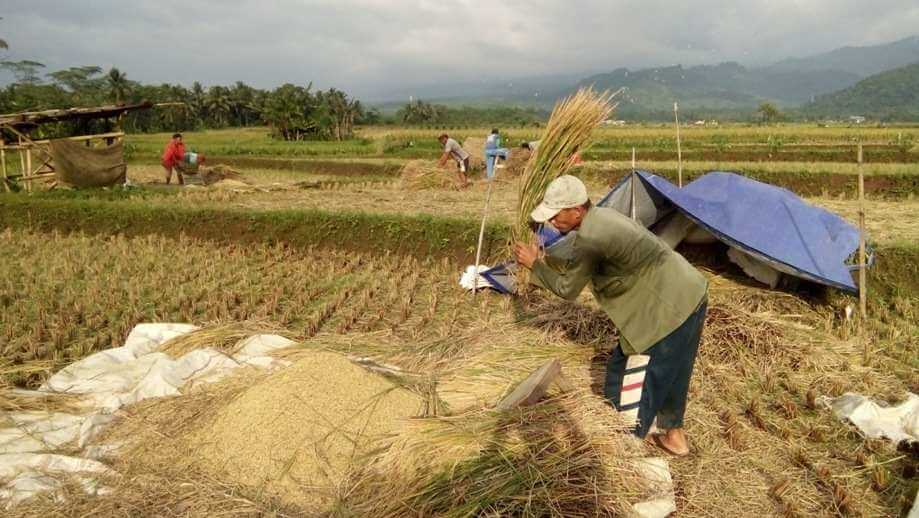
599, 171, 864, 293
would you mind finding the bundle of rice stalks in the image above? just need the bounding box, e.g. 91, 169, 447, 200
341, 394, 650, 517
0, 383, 82, 413
159, 321, 291, 358
199, 164, 245, 185
514, 87, 618, 242
460, 137, 488, 172
502, 146, 533, 178
462, 137, 486, 163
400, 159, 457, 190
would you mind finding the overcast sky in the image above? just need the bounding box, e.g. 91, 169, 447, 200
2, 0, 918, 100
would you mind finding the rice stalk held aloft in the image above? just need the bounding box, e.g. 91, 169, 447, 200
514, 87, 619, 243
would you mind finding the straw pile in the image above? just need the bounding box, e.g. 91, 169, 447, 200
502, 147, 533, 178
514, 87, 618, 242
461, 136, 487, 165
159, 321, 289, 358
342, 394, 651, 517
190, 351, 423, 508
399, 159, 456, 190
198, 164, 245, 185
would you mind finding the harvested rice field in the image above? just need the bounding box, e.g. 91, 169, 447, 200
1, 224, 917, 516
2, 122, 919, 517
117, 163, 919, 246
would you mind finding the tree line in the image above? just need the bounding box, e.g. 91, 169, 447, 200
396, 99, 546, 127
0, 60, 377, 141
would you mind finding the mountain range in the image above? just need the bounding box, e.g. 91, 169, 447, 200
803, 62, 919, 120
373, 35, 919, 120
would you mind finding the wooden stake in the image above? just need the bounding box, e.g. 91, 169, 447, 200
25, 146, 32, 193
17, 136, 25, 172
674, 101, 683, 187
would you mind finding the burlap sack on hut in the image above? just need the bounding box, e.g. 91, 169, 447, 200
50, 139, 127, 187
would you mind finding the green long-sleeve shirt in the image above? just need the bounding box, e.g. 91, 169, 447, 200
531, 207, 707, 354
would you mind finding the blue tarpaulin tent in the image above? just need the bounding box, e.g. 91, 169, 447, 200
594, 171, 866, 293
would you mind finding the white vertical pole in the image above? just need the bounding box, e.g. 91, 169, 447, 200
630, 148, 637, 221
473, 156, 498, 297
857, 143, 868, 364
674, 101, 683, 187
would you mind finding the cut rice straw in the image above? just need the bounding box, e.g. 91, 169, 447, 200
514, 87, 620, 243
159, 321, 291, 358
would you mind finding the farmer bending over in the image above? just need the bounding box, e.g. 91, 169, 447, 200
162, 133, 186, 185
513, 175, 708, 456
437, 133, 470, 188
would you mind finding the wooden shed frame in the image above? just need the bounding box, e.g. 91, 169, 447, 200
0, 101, 153, 191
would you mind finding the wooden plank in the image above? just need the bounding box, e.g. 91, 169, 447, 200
496, 359, 562, 411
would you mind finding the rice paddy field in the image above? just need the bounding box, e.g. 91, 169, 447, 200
1, 123, 918, 516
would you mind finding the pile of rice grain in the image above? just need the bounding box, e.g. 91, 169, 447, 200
191, 351, 423, 508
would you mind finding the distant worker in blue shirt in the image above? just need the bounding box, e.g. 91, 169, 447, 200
484, 128, 509, 180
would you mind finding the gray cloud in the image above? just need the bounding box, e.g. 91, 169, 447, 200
2, 0, 917, 99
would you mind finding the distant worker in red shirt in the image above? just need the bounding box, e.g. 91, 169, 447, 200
162, 133, 186, 185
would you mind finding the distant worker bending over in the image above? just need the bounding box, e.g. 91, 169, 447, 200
514, 175, 708, 456
162, 133, 186, 185
437, 133, 470, 188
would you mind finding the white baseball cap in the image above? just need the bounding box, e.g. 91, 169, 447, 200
530, 175, 589, 223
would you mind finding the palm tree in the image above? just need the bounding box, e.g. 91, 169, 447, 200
230, 81, 257, 126
205, 86, 233, 127
107, 67, 130, 103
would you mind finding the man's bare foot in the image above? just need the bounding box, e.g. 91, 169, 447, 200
650, 428, 690, 456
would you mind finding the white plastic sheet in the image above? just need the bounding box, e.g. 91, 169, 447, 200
0, 324, 296, 507
822, 392, 919, 444
629, 457, 677, 518
822, 392, 919, 518
459, 265, 494, 290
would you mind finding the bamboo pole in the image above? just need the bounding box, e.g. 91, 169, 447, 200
857, 143, 868, 362
630, 148, 637, 221
17, 136, 26, 192
0, 130, 124, 148
473, 156, 499, 297
674, 101, 683, 187
1, 139, 7, 192
25, 146, 32, 193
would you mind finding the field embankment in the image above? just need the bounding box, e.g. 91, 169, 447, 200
0, 195, 509, 264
